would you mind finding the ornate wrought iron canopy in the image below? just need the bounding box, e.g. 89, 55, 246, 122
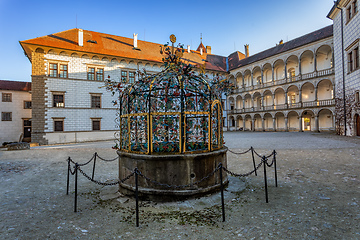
119, 36, 223, 154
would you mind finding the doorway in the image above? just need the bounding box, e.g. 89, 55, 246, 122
303, 117, 311, 131
356, 114, 360, 136
23, 119, 31, 142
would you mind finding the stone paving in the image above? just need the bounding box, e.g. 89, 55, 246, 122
0, 132, 359, 239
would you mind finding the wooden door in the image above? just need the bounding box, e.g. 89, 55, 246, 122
356, 115, 360, 136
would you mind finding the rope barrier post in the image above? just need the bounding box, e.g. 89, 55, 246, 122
251, 147, 257, 176
263, 156, 269, 203
219, 163, 225, 222
135, 168, 139, 227
92, 152, 97, 180
274, 150, 278, 187
74, 163, 78, 212
67, 157, 70, 195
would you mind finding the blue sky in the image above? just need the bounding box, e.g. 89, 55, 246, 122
0, 0, 334, 82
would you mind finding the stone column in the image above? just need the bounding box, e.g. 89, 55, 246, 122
299, 116, 303, 132
251, 72, 254, 86
273, 93, 276, 108
262, 117, 265, 132
261, 95, 265, 110
285, 91, 288, 106
273, 117, 276, 131
284, 63, 288, 82
314, 54, 317, 72
251, 98, 254, 111
285, 117, 289, 132
243, 99, 245, 110
261, 70, 264, 85
315, 87, 318, 101
299, 89, 302, 103
272, 66, 275, 83
243, 117, 246, 131
242, 75, 245, 89
315, 115, 319, 132
251, 118, 255, 132
235, 117, 237, 131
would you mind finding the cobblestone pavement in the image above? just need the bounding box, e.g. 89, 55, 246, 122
0, 132, 359, 239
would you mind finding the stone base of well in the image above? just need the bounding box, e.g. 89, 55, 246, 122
117, 147, 228, 201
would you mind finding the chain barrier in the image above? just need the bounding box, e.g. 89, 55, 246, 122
66, 149, 278, 226
227, 147, 252, 155
96, 153, 118, 162
77, 165, 134, 186
222, 160, 263, 177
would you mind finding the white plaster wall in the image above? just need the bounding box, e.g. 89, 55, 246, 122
0, 90, 31, 143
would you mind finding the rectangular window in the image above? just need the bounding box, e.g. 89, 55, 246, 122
129, 71, 135, 84
54, 120, 64, 131
91, 95, 101, 108
88, 67, 95, 80
355, 47, 359, 69
121, 70, 128, 83
348, 51, 353, 72
347, 6, 352, 21
2, 93, 12, 102
59, 64, 68, 78
49, 63, 58, 77
24, 101, 32, 109
96, 68, 104, 81
1, 112, 12, 121
355, 91, 360, 103
53, 94, 64, 108
353, 0, 357, 15
92, 119, 101, 131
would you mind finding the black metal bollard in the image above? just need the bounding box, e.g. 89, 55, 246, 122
263, 156, 268, 203
251, 147, 257, 176
135, 168, 139, 227
74, 163, 78, 212
92, 152, 97, 180
219, 163, 225, 222
67, 157, 70, 195
274, 151, 278, 187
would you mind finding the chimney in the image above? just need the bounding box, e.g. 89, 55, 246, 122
133, 33, 138, 48
206, 46, 211, 54
200, 47, 203, 55
78, 29, 83, 47
187, 45, 191, 53
244, 44, 249, 57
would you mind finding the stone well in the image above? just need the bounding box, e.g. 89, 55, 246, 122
118, 147, 227, 200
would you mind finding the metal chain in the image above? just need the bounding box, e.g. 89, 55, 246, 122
265, 156, 275, 167
68, 164, 77, 175
68, 154, 95, 167
96, 154, 118, 162
77, 165, 135, 186
136, 165, 221, 189
227, 147, 252, 155
222, 160, 263, 177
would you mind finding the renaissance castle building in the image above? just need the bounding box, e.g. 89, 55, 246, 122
8, 0, 358, 144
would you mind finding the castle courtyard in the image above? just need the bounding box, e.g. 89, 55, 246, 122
0, 132, 359, 239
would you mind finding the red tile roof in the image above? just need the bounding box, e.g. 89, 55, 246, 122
0, 80, 31, 92
20, 29, 228, 72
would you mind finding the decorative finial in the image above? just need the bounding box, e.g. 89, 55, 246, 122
170, 34, 176, 43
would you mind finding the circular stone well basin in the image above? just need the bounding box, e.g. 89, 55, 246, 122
117, 147, 228, 200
